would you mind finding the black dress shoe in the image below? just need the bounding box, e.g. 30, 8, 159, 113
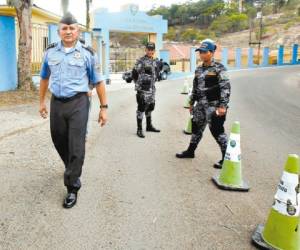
146, 125, 161, 133
176, 150, 195, 158
63, 192, 77, 209
137, 129, 145, 138
213, 160, 223, 169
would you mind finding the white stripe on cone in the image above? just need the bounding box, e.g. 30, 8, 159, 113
224, 133, 241, 163
273, 171, 300, 217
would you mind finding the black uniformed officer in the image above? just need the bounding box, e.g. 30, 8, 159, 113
39, 13, 108, 208
132, 42, 161, 138
176, 40, 231, 169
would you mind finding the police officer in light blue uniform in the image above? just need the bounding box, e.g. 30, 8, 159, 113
39, 12, 108, 209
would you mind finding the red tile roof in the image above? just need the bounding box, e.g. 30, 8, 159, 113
163, 42, 248, 61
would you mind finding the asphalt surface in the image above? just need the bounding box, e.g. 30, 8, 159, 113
0, 65, 299, 249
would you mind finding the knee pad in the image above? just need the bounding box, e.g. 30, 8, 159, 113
148, 102, 155, 112
136, 110, 144, 120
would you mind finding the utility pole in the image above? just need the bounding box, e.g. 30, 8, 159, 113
249, 0, 263, 65
257, 6, 263, 65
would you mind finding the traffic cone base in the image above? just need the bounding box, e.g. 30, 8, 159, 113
212, 175, 249, 192
181, 79, 189, 94
252, 225, 274, 250
184, 103, 190, 109
183, 130, 192, 135
252, 154, 300, 250
212, 121, 250, 192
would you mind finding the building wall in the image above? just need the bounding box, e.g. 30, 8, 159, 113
0, 15, 17, 91
1, 6, 91, 74
170, 60, 191, 73
31, 23, 48, 73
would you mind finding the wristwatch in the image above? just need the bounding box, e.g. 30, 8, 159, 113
100, 104, 108, 109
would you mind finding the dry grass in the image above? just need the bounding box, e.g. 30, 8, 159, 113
0, 90, 50, 108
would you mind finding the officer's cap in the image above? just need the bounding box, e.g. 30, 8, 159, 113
59, 12, 78, 25
146, 42, 155, 50
196, 41, 216, 53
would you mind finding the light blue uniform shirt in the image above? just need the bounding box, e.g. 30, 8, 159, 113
40, 40, 104, 98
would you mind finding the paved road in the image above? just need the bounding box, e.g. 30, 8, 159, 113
0, 66, 299, 249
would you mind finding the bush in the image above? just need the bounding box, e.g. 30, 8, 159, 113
164, 27, 177, 41
284, 21, 295, 30
140, 37, 148, 46
210, 13, 248, 36
181, 28, 206, 42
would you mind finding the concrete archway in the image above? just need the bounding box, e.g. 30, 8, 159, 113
92, 4, 168, 83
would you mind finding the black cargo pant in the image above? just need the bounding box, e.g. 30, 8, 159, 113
191, 104, 228, 156
50, 93, 89, 193
136, 92, 155, 120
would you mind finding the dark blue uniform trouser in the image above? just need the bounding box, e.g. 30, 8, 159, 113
50, 93, 89, 192
191, 107, 228, 158
136, 93, 155, 120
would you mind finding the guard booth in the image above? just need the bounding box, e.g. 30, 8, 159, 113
91, 4, 168, 84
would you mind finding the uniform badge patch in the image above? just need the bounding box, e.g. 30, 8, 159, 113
74, 52, 81, 59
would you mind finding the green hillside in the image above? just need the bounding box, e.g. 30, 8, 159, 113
148, 0, 300, 43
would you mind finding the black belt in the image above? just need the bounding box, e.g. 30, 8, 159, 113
52, 92, 86, 102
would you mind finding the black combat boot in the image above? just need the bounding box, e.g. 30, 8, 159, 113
213, 150, 226, 169
176, 143, 197, 158
137, 118, 145, 138
146, 116, 160, 132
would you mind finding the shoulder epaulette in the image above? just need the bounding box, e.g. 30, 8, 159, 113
46, 42, 57, 50
82, 44, 95, 56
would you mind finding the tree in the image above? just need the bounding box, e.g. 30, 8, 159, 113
273, 0, 287, 13
86, 0, 92, 30
148, 6, 170, 20
210, 13, 248, 36
164, 27, 177, 41
61, 0, 69, 15
181, 28, 206, 42
176, 4, 189, 25
61, 0, 92, 30
7, 0, 33, 91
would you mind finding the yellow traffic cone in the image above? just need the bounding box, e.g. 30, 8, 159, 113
181, 78, 189, 95
183, 116, 192, 135
212, 121, 250, 191
252, 154, 300, 250
189, 78, 193, 89
184, 94, 191, 109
